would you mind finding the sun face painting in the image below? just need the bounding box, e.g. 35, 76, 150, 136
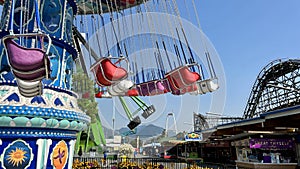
51, 140, 68, 169
1, 140, 33, 169
7, 147, 27, 166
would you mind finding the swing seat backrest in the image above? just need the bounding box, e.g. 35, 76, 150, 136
4, 39, 46, 71
91, 57, 128, 86
165, 65, 201, 91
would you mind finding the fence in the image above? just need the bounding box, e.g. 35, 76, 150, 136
72, 157, 236, 169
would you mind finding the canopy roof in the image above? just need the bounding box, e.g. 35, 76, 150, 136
77, 0, 146, 14
202, 105, 300, 141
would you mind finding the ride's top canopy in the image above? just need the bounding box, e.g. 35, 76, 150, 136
0, 0, 146, 14
76, 0, 146, 14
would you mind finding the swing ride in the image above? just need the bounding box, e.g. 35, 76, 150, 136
0, 0, 220, 168
80, 0, 219, 98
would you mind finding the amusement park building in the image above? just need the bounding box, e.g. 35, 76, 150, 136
168, 59, 300, 169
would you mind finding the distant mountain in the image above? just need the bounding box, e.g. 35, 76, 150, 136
102, 124, 164, 139
137, 124, 164, 137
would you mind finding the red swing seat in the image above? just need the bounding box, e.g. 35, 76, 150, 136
126, 88, 139, 96
165, 64, 201, 91
91, 57, 128, 86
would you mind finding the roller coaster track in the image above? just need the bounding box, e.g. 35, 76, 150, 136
243, 59, 300, 119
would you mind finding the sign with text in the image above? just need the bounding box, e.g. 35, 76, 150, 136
249, 138, 294, 149
185, 132, 202, 141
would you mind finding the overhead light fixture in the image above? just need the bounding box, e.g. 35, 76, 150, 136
275, 127, 298, 130
275, 127, 298, 132
247, 131, 274, 134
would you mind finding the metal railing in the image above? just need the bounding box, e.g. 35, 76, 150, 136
72, 157, 236, 169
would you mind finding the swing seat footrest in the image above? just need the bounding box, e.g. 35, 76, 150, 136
142, 105, 156, 119
16, 78, 43, 97
127, 116, 141, 130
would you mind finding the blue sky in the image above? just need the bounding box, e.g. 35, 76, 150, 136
195, 0, 300, 116
94, 0, 300, 132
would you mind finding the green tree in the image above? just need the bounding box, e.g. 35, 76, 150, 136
72, 69, 98, 123
72, 68, 106, 153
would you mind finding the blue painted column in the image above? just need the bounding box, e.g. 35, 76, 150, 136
0, 0, 90, 168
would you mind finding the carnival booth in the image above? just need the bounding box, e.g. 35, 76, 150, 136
233, 136, 297, 169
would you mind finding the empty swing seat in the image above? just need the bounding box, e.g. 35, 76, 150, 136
3, 33, 52, 97
4, 39, 48, 71
136, 79, 170, 96
91, 57, 128, 86
165, 65, 201, 91
4, 38, 50, 80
